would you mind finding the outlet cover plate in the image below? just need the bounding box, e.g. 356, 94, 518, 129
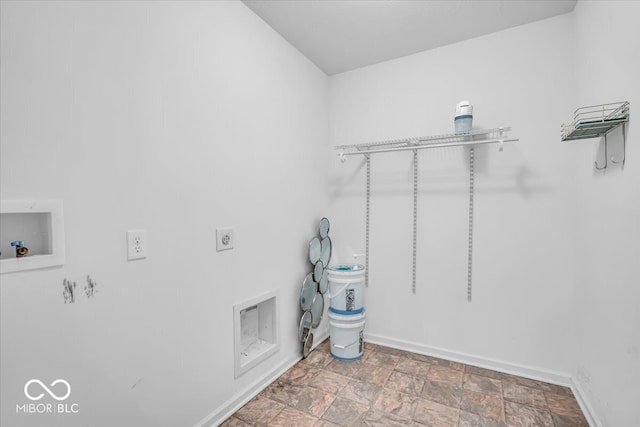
127, 229, 147, 260
216, 227, 234, 251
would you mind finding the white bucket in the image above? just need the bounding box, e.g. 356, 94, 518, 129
329, 310, 366, 360
327, 264, 365, 315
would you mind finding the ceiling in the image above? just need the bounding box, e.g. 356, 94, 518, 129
242, 0, 577, 75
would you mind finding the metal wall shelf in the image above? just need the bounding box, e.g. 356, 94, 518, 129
561, 101, 629, 141
561, 101, 630, 169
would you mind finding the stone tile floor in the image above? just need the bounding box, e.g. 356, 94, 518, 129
221, 340, 589, 426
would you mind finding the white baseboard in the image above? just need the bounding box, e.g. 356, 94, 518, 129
570, 377, 602, 427
193, 354, 300, 427
365, 333, 572, 386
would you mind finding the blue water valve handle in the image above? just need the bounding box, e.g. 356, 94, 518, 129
11, 240, 25, 247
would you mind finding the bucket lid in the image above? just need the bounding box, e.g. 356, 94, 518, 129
328, 264, 365, 272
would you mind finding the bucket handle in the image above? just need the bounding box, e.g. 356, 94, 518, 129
332, 339, 359, 349
328, 282, 351, 299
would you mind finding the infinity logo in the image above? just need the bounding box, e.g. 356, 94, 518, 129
24, 379, 71, 401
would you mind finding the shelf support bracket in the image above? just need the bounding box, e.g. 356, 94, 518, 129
611, 122, 626, 167
595, 133, 608, 170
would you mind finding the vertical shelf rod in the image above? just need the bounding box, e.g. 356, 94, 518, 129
467, 147, 475, 302
412, 149, 418, 294
365, 154, 371, 287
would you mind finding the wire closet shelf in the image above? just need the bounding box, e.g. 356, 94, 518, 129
334, 126, 518, 301
335, 127, 517, 159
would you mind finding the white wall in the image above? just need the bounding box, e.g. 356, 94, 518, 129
0, 1, 328, 426
328, 3, 639, 426
570, 2, 640, 426
329, 12, 578, 374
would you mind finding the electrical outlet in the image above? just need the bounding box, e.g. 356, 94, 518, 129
216, 227, 234, 251
127, 229, 147, 260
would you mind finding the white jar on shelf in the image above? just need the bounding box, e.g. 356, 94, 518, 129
455, 100, 473, 133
